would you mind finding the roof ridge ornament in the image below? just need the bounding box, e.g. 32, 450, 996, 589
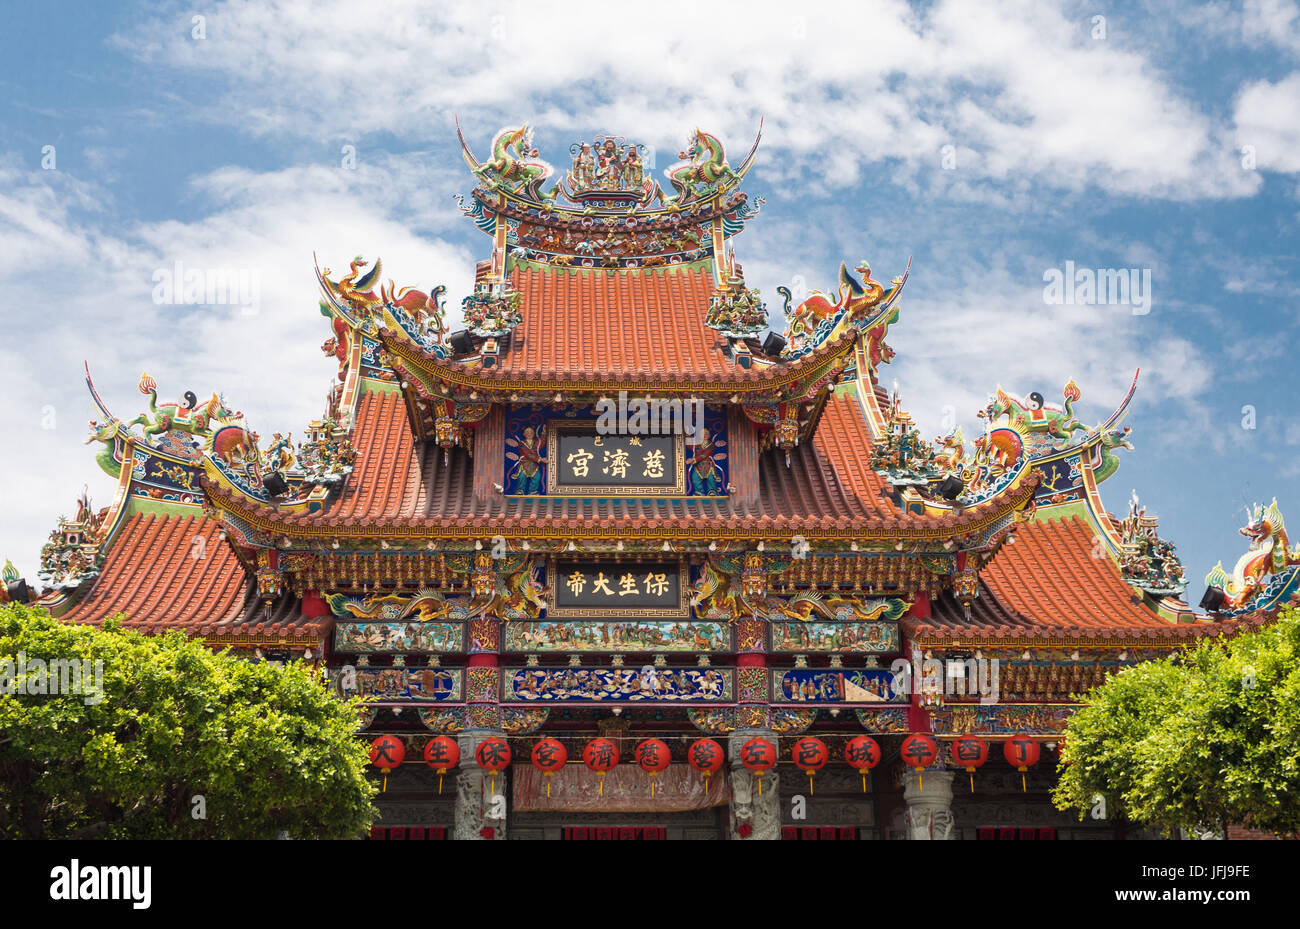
461, 279, 523, 337
1117, 490, 1187, 597
456, 118, 762, 218
38, 486, 110, 592
1203, 497, 1300, 614
776, 258, 910, 365
705, 278, 767, 338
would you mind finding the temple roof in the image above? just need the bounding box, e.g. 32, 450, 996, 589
58, 511, 314, 640
203, 388, 1034, 538
910, 515, 1249, 642
492, 261, 740, 382
380, 258, 860, 392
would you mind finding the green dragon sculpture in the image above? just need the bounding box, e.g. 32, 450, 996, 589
472, 125, 558, 203
665, 128, 742, 204
86, 419, 122, 479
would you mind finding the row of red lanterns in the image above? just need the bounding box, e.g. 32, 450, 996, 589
368, 733, 1040, 794
901, 733, 1043, 792
367, 734, 876, 795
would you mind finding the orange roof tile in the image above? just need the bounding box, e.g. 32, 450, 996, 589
59, 512, 318, 639
910, 516, 1225, 641
381, 261, 860, 388
985, 517, 1168, 629
497, 263, 729, 380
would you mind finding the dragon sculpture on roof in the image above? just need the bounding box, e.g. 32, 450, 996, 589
1205, 498, 1300, 610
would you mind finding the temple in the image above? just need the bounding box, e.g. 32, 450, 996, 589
16, 123, 1296, 841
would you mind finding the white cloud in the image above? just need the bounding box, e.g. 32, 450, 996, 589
0, 151, 477, 580
1234, 72, 1300, 173
1243, 0, 1300, 53
114, 0, 1258, 201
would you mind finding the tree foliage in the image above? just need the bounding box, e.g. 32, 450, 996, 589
1053, 607, 1300, 836
0, 603, 376, 838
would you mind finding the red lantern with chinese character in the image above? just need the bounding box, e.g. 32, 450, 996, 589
583, 738, 620, 797
844, 735, 881, 793
1003, 734, 1041, 792
900, 733, 939, 789
423, 736, 460, 794
475, 736, 512, 796
792, 736, 829, 795
635, 739, 671, 797
688, 738, 724, 791
950, 736, 988, 793
369, 735, 405, 792
531, 737, 567, 797
740, 737, 777, 796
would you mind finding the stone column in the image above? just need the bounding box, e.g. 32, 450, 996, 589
902, 769, 955, 840
454, 730, 508, 841
727, 729, 781, 840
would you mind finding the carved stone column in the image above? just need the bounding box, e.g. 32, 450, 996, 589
902, 769, 955, 839
727, 729, 781, 840
454, 730, 508, 840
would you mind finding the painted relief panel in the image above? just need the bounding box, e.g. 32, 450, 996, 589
768, 621, 900, 653
503, 666, 734, 703
327, 666, 463, 703
773, 668, 906, 704
503, 619, 730, 652
333, 621, 464, 653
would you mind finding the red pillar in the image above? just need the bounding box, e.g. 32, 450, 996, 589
301, 590, 329, 620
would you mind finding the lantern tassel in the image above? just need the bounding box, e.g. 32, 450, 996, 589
546, 773, 552, 798
918, 769, 923, 790
599, 772, 605, 798
757, 773, 763, 797
1020, 768, 1027, 792
382, 769, 389, 792
861, 772, 867, 794
438, 770, 445, 795
807, 771, 815, 796
650, 774, 656, 799
969, 771, 975, 793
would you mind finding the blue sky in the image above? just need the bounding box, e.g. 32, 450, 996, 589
1, 0, 1297, 603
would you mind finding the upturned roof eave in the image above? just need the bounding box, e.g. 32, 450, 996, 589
376, 324, 859, 396
197, 466, 1039, 544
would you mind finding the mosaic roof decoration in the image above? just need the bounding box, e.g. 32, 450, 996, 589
10, 120, 1282, 842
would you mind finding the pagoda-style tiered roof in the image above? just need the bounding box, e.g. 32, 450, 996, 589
202, 388, 1037, 541
378, 258, 861, 390
20, 118, 1287, 669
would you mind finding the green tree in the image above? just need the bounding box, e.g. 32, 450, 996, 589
0, 603, 376, 838
1053, 606, 1300, 837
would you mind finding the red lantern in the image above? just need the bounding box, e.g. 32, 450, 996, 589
1003, 734, 1041, 792
950, 736, 988, 793
531, 737, 568, 797
636, 739, 672, 797
369, 735, 405, 792
423, 736, 460, 794
844, 735, 881, 793
475, 736, 512, 795
792, 737, 829, 795
583, 738, 620, 797
688, 738, 725, 790
740, 737, 776, 796
901, 733, 939, 789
